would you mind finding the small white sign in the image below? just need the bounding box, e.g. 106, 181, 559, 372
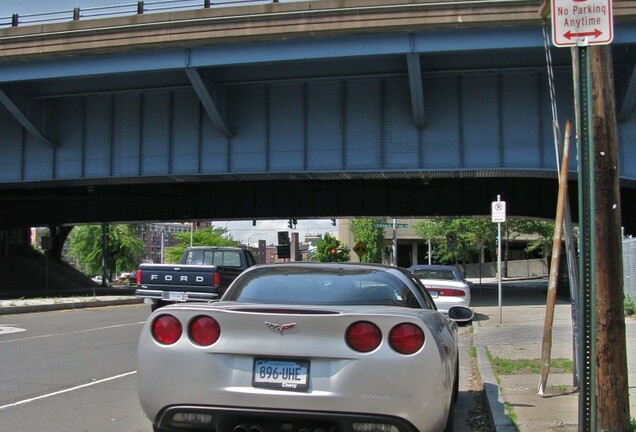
492, 201, 506, 223
551, 0, 613, 47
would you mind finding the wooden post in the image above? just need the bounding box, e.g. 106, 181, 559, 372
538, 120, 570, 396
590, 44, 630, 431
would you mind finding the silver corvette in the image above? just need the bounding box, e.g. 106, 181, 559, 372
137, 262, 473, 432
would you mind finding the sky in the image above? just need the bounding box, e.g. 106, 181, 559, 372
0, 0, 219, 21
212, 219, 339, 247
1, 1, 124, 17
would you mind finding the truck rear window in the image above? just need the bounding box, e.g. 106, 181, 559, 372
185, 250, 242, 267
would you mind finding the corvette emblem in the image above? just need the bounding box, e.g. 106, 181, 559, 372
265, 322, 297, 333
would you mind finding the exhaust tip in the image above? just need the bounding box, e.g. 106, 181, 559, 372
234, 425, 248, 432
249, 425, 263, 432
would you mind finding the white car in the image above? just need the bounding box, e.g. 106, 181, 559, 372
137, 262, 473, 432
408, 265, 472, 314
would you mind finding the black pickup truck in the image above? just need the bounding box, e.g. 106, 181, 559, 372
135, 246, 256, 310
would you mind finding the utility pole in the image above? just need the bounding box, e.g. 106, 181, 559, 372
590, 44, 630, 431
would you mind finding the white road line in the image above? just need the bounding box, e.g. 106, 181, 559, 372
0, 321, 145, 343
0, 371, 137, 411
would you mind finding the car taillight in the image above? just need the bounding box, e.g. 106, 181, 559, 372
189, 316, 221, 346
152, 314, 182, 345
346, 321, 382, 352
136, 269, 142, 285
389, 323, 424, 355
428, 288, 466, 297
213, 272, 221, 288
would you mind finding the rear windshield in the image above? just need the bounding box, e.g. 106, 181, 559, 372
412, 269, 458, 281
225, 267, 425, 308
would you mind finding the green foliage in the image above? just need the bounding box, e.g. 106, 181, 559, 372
508, 218, 555, 255
316, 233, 350, 262
164, 226, 241, 263
625, 295, 636, 317
413, 217, 495, 264
66, 224, 144, 279
413, 217, 555, 265
349, 218, 385, 262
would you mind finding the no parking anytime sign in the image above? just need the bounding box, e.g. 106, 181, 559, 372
551, 0, 613, 47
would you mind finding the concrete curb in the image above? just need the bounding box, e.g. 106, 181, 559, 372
476, 345, 518, 432
0, 298, 143, 315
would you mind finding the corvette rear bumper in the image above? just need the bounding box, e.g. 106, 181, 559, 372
154, 405, 424, 432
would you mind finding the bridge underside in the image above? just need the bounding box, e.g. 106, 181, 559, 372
2, 175, 636, 235
2, 2, 636, 234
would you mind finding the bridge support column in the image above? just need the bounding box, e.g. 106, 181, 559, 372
0, 227, 31, 256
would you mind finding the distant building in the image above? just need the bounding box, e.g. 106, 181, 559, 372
140, 222, 203, 263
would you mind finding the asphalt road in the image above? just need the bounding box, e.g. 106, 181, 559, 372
0, 301, 489, 431
0, 303, 153, 432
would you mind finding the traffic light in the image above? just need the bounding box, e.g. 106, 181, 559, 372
287, 219, 297, 229
288, 219, 293, 229
331, 218, 336, 226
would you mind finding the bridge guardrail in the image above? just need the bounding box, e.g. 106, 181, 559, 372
0, 0, 274, 28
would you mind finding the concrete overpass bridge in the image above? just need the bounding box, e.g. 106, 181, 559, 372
1, 0, 636, 245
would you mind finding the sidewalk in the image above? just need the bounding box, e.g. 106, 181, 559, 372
472, 281, 636, 431
0, 291, 141, 315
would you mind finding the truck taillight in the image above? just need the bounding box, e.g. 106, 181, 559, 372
136, 269, 142, 285
213, 272, 221, 288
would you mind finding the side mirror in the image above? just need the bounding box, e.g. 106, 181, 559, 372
447, 305, 474, 323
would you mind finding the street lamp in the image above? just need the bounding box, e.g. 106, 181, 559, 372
247, 233, 267, 247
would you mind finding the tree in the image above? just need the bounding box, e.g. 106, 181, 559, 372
164, 225, 241, 263
316, 233, 350, 262
349, 218, 385, 263
66, 224, 144, 279
413, 217, 555, 269
414, 217, 495, 265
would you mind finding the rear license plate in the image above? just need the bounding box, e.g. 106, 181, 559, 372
164, 291, 187, 302
252, 358, 309, 391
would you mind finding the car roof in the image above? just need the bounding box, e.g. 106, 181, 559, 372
408, 264, 458, 271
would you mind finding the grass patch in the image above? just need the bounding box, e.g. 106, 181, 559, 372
468, 346, 477, 358
503, 402, 519, 430
491, 357, 573, 375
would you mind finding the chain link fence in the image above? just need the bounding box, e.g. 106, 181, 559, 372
624, 237, 636, 300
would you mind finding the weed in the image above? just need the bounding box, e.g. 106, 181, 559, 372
491, 357, 573, 375
468, 346, 477, 358
625, 295, 636, 317
503, 402, 519, 430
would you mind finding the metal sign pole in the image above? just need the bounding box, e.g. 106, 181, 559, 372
491, 194, 505, 323
392, 218, 398, 266
498, 219, 502, 323
576, 44, 597, 432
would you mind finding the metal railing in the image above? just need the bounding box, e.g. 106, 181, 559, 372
0, 0, 276, 28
